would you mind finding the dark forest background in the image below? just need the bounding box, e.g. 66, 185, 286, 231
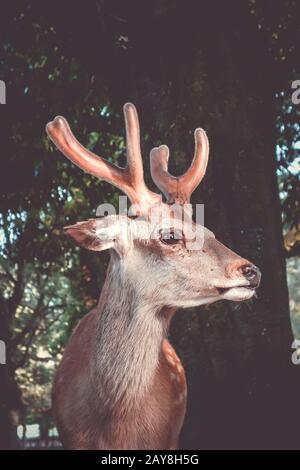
0, 0, 299, 450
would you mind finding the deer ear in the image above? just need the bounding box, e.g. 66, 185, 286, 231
64, 218, 120, 252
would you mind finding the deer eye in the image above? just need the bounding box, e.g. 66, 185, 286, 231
159, 229, 183, 245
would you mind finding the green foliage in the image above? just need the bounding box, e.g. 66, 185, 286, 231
276, 92, 300, 230
0, 7, 126, 424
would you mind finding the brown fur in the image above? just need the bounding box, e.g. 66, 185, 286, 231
53, 310, 186, 450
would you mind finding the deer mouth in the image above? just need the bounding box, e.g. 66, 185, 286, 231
216, 285, 257, 301
217, 285, 255, 294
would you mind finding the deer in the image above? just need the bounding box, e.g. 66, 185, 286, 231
46, 103, 261, 450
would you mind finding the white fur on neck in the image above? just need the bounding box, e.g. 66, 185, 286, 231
93, 258, 168, 413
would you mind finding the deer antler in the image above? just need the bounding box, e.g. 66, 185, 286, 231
150, 128, 209, 204
46, 103, 161, 207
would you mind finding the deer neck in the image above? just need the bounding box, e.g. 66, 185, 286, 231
93, 255, 173, 411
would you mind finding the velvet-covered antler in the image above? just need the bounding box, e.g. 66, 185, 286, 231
150, 128, 209, 204
46, 103, 161, 207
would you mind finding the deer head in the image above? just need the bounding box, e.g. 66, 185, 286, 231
46, 103, 260, 309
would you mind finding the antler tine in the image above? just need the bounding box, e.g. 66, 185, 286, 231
46, 104, 160, 207
180, 128, 209, 196
123, 103, 144, 186
150, 145, 178, 201
150, 128, 209, 204
122, 103, 160, 205
46, 116, 126, 188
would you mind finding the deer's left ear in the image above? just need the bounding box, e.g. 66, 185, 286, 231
64, 217, 121, 252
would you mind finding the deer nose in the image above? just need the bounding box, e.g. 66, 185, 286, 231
239, 263, 261, 287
